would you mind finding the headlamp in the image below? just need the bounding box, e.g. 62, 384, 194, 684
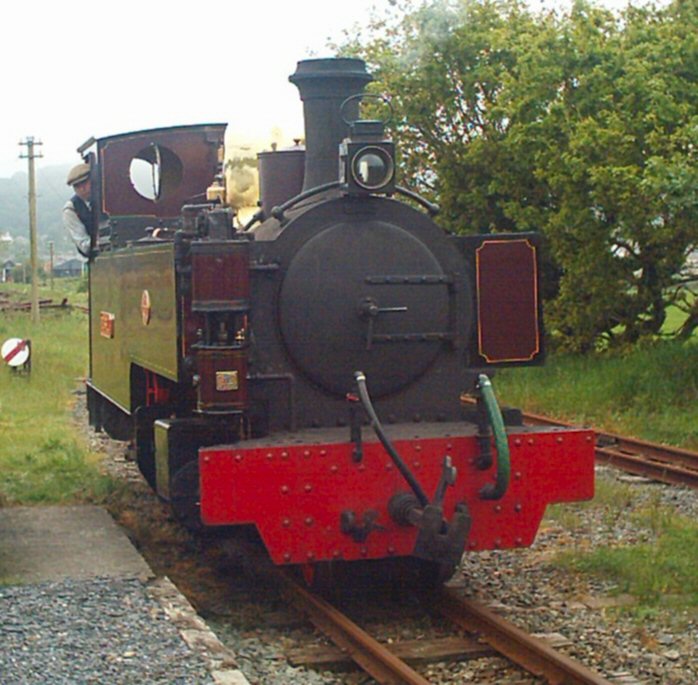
351, 146, 395, 191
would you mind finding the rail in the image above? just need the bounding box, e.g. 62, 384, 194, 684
433, 588, 615, 685
0, 296, 88, 313
279, 570, 430, 685
279, 567, 616, 685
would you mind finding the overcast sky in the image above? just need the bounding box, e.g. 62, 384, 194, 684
1, 0, 657, 180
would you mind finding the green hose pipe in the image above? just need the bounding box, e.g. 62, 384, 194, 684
477, 374, 510, 500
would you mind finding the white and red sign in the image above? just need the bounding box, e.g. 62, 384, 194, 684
1, 337, 30, 367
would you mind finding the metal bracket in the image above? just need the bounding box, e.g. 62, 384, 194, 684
387, 457, 470, 568
413, 502, 472, 569
340, 509, 385, 543
346, 393, 363, 462
358, 296, 407, 350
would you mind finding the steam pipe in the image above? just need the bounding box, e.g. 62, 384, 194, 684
476, 374, 511, 500
354, 371, 430, 507
242, 209, 264, 231
394, 186, 440, 216
270, 181, 341, 224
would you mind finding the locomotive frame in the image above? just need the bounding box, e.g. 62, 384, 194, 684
82, 57, 594, 583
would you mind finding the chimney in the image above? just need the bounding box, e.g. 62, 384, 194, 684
289, 58, 372, 192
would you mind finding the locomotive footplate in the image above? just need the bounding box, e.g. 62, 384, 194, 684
199, 422, 595, 566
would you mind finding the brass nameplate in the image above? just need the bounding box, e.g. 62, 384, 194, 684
215, 371, 239, 392
100, 311, 115, 339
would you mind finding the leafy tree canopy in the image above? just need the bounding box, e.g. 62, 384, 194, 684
337, 0, 698, 350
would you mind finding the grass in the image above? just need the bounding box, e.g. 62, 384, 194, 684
0, 279, 116, 506
493, 339, 698, 449
492, 340, 698, 612
4, 274, 89, 307
558, 513, 698, 609
544, 474, 698, 611
664, 286, 697, 337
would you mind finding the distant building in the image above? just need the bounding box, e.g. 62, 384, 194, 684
1, 259, 15, 283
53, 258, 85, 278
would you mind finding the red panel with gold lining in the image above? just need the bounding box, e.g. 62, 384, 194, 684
468, 233, 544, 367
199, 423, 594, 565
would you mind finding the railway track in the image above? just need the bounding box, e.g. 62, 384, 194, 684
0, 295, 88, 313
519, 409, 698, 489
279, 570, 616, 685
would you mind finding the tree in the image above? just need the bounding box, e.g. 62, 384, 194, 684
543, 0, 698, 347
338, 0, 698, 350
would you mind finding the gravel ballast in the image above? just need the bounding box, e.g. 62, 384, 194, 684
86, 398, 698, 684
0, 576, 216, 685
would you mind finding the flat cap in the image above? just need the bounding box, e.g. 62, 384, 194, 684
66, 163, 91, 186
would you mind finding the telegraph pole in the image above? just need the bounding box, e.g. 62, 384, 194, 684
19, 136, 43, 324
49, 241, 55, 291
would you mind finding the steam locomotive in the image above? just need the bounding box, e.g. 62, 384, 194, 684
83, 58, 594, 583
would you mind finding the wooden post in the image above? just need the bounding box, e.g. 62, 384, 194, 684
49, 241, 54, 291
19, 137, 43, 324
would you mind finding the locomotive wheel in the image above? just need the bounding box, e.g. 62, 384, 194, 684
170, 460, 204, 532
296, 558, 456, 596
136, 440, 156, 489
412, 558, 457, 589
295, 561, 347, 594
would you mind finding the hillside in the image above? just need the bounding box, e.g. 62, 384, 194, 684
0, 164, 75, 260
